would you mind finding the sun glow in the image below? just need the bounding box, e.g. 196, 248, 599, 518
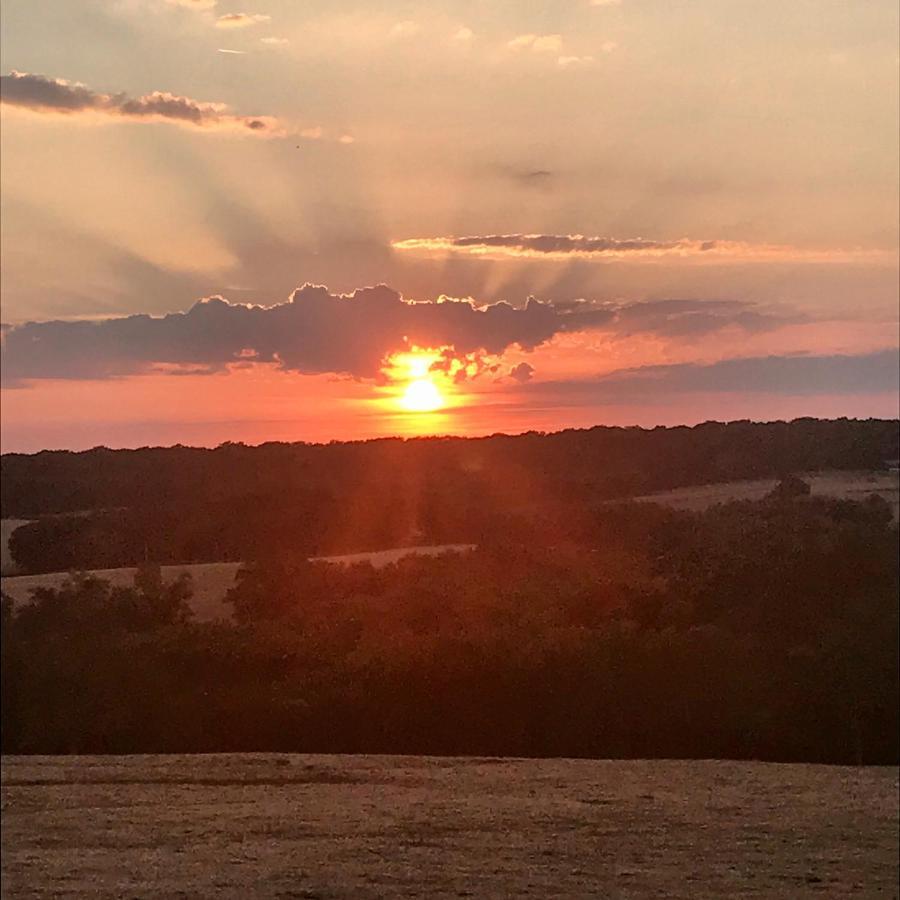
384, 350, 448, 413
400, 378, 445, 412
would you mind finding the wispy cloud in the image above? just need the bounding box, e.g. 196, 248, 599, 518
507, 34, 611, 69
167, 0, 216, 9
508, 33, 563, 53
389, 20, 421, 39
392, 234, 895, 264
215, 12, 270, 29
216, 48, 248, 55
558, 55, 595, 68
0, 71, 282, 135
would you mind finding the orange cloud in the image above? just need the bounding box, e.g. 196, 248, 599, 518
391, 234, 895, 265
167, 0, 216, 8
215, 13, 271, 29
508, 34, 563, 53
557, 55, 595, 68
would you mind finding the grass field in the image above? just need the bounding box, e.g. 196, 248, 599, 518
0, 546, 475, 621
0, 561, 242, 621
630, 469, 900, 516
2, 754, 897, 898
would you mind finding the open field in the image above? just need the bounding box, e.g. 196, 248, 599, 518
2, 754, 897, 899
0, 545, 475, 621
0, 561, 242, 621
630, 469, 900, 516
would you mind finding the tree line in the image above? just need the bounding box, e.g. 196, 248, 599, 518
4, 417, 898, 574
3, 490, 897, 763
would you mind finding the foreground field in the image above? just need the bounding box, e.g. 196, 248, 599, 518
2, 755, 897, 899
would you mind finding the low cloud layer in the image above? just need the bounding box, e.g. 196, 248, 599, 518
1, 285, 793, 385
392, 234, 892, 264
520, 350, 900, 404
0, 71, 281, 135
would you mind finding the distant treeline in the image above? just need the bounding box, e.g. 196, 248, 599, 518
2, 492, 897, 763
3, 418, 898, 574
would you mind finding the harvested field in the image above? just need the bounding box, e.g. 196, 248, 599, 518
2, 754, 897, 898
0, 561, 242, 621
0, 546, 475, 621
630, 470, 900, 516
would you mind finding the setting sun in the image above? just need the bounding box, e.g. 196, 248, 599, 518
384, 349, 448, 413
400, 378, 444, 412
1, 1, 897, 892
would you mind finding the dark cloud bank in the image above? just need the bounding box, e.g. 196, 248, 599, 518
1, 284, 797, 385
521, 350, 900, 403
0, 71, 279, 135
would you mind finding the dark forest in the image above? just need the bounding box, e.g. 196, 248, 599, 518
3, 417, 898, 573
2, 419, 897, 764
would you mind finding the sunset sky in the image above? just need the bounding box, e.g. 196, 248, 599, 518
1, 0, 898, 451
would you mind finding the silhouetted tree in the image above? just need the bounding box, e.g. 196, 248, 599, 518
768, 474, 812, 501
2, 495, 897, 763
4, 418, 897, 573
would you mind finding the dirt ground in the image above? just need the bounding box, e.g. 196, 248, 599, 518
2, 755, 897, 899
